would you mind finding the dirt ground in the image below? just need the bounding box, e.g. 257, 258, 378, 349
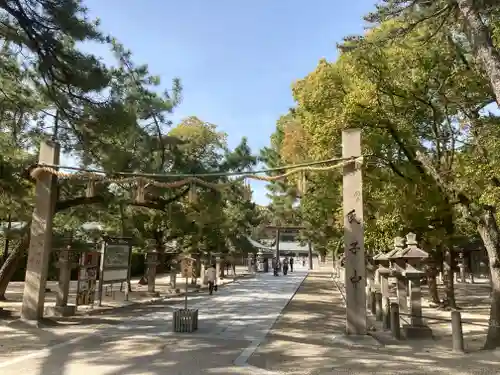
247, 271, 500, 375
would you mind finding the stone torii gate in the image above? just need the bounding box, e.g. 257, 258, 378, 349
265, 225, 313, 270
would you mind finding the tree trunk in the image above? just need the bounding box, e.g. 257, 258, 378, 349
119, 203, 133, 292
476, 209, 500, 350
0, 235, 29, 299
153, 229, 166, 274
219, 261, 225, 279
443, 248, 458, 309
427, 264, 441, 305
456, 0, 500, 106
2, 214, 12, 264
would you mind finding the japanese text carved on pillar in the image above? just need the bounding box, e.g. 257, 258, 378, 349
342, 128, 367, 335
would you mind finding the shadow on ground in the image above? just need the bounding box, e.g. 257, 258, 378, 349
247, 272, 500, 375
0, 272, 306, 374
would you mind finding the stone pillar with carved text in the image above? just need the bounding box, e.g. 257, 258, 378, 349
342, 128, 367, 335
21, 140, 60, 321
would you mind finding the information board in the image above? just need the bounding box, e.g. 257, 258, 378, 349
97, 237, 133, 306
76, 250, 99, 306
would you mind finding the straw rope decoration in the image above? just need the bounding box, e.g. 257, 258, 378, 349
29, 156, 363, 194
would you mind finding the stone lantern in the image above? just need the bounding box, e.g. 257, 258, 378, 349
399, 232, 432, 339
375, 252, 392, 330
388, 237, 408, 314
400, 232, 429, 267
365, 256, 377, 315
388, 237, 406, 267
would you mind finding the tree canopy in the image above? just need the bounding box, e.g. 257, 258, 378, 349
0, 0, 265, 298
262, 2, 500, 348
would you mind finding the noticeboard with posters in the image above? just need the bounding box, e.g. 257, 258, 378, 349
181, 257, 194, 278
76, 250, 99, 306
97, 237, 133, 306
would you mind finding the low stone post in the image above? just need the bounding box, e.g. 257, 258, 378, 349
390, 302, 401, 340
378, 265, 392, 330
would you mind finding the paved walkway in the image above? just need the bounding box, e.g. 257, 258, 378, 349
1, 266, 249, 317
0, 269, 308, 374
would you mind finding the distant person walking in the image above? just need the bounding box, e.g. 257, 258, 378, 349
272, 257, 277, 276
205, 264, 217, 295
289, 257, 294, 272
283, 257, 289, 276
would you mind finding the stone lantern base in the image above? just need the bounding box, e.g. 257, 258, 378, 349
403, 324, 433, 339
45, 305, 76, 317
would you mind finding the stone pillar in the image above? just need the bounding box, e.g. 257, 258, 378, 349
366, 264, 375, 309
247, 254, 253, 273
21, 140, 60, 321
379, 271, 390, 298
396, 276, 408, 314
408, 277, 423, 326
377, 267, 391, 328
342, 128, 366, 335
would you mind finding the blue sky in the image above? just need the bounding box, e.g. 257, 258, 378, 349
78, 0, 376, 205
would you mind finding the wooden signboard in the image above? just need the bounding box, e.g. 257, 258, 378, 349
181, 258, 194, 278
76, 250, 99, 306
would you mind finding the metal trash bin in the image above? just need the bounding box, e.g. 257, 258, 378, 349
173, 308, 199, 333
